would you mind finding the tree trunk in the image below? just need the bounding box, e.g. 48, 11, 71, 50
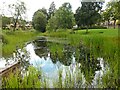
113, 20, 116, 29
108, 20, 110, 29
118, 24, 120, 29
13, 22, 17, 31
86, 26, 88, 34
13, 17, 18, 31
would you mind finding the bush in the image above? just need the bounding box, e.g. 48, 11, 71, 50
32, 11, 47, 33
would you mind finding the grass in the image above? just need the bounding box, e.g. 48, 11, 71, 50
2, 30, 41, 57
1, 28, 119, 88
2, 29, 118, 57
43, 28, 119, 88
44, 29, 118, 58
2, 66, 42, 88
2, 64, 83, 88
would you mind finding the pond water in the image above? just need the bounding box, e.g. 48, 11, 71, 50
25, 37, 108, 87
0, 37, 109, 88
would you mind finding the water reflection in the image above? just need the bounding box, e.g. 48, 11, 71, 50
26, 43, 60, 78
25, 37, 107, 86
75, 42, 101, 84
33, 37, 48, 58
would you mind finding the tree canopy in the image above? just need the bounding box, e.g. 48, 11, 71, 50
48, 1, 56, 20
102, 0, 120, 28
9, 0, 26, 31
38, 8, 48, 20
46, 2, 76, 32
75, 0, 103, 32
32, 10, 47, 32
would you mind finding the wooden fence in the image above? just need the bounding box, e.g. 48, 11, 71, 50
0, 61, 20, 88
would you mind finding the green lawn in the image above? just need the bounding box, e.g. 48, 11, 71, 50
77, 29, 118, 36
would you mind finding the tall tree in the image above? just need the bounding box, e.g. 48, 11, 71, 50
32, 10, 47, 32
75, 0, 103, 33
55, 2, 75, 29
46, 15, 58, 32
46, 2, 76, 31
39, 8, 48, 19
106, 0, 120, 29
9, 0, 26, 31
102, 8, 111, 28
48, 1, 56, 19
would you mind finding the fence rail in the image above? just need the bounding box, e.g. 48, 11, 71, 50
0, 61, 20, 77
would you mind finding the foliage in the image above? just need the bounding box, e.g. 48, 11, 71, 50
75, 0, 103, 33
37, 8, 48, 20
2, 29, 118, 88
101, 8, 111, 23
32, 10, 47, 32
48, 1, 56, 20
46, 2, 76, 32
3, 65, 82, 88
2, 66, 42, 88
116, 1, 120, 19
101, 0, 120, 29
2, 29, 118, 57
102, 0, 120, 28
108, 0, 120, 19
46, 15, 58, 32
8, 0, 26, 31
56, 2, 76, 29
20, 19, 27, 30
2, 30, 41, 57
2, 16, 11, 29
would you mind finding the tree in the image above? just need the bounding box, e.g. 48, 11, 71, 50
20, 19, 26, 30
2, 16, 11, 29
105, 0, 120, 29
48, 1, 56, 20
32, 10, 47, 32
46, 2, 76, 32
116, 1, 120, 19
75, 0, 103, 33
38, 8, 48, 20
9, 0, 26, 31
46, 15, 58, 32
102, 8, 111, 28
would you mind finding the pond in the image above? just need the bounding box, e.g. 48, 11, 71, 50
1, 36, 110, 88
26, 37, 109, 87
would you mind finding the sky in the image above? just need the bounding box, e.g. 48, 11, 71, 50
0, 0, 111, 21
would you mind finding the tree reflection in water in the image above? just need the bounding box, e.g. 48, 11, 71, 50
32, 37, 102, 84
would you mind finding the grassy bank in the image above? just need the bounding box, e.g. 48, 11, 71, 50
2, 29, 118, 57
1, 28, 119, 88
2, 30, 41, 57
45, 29, 118, 88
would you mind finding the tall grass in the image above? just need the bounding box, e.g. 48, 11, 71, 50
46, 29, 118, 88
2, 30, 41, 57
2, 66, 42, 88
2, 64, 85, 88
2, 29, 119, 88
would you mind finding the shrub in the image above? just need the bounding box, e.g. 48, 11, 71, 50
32, 11, 47, 33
